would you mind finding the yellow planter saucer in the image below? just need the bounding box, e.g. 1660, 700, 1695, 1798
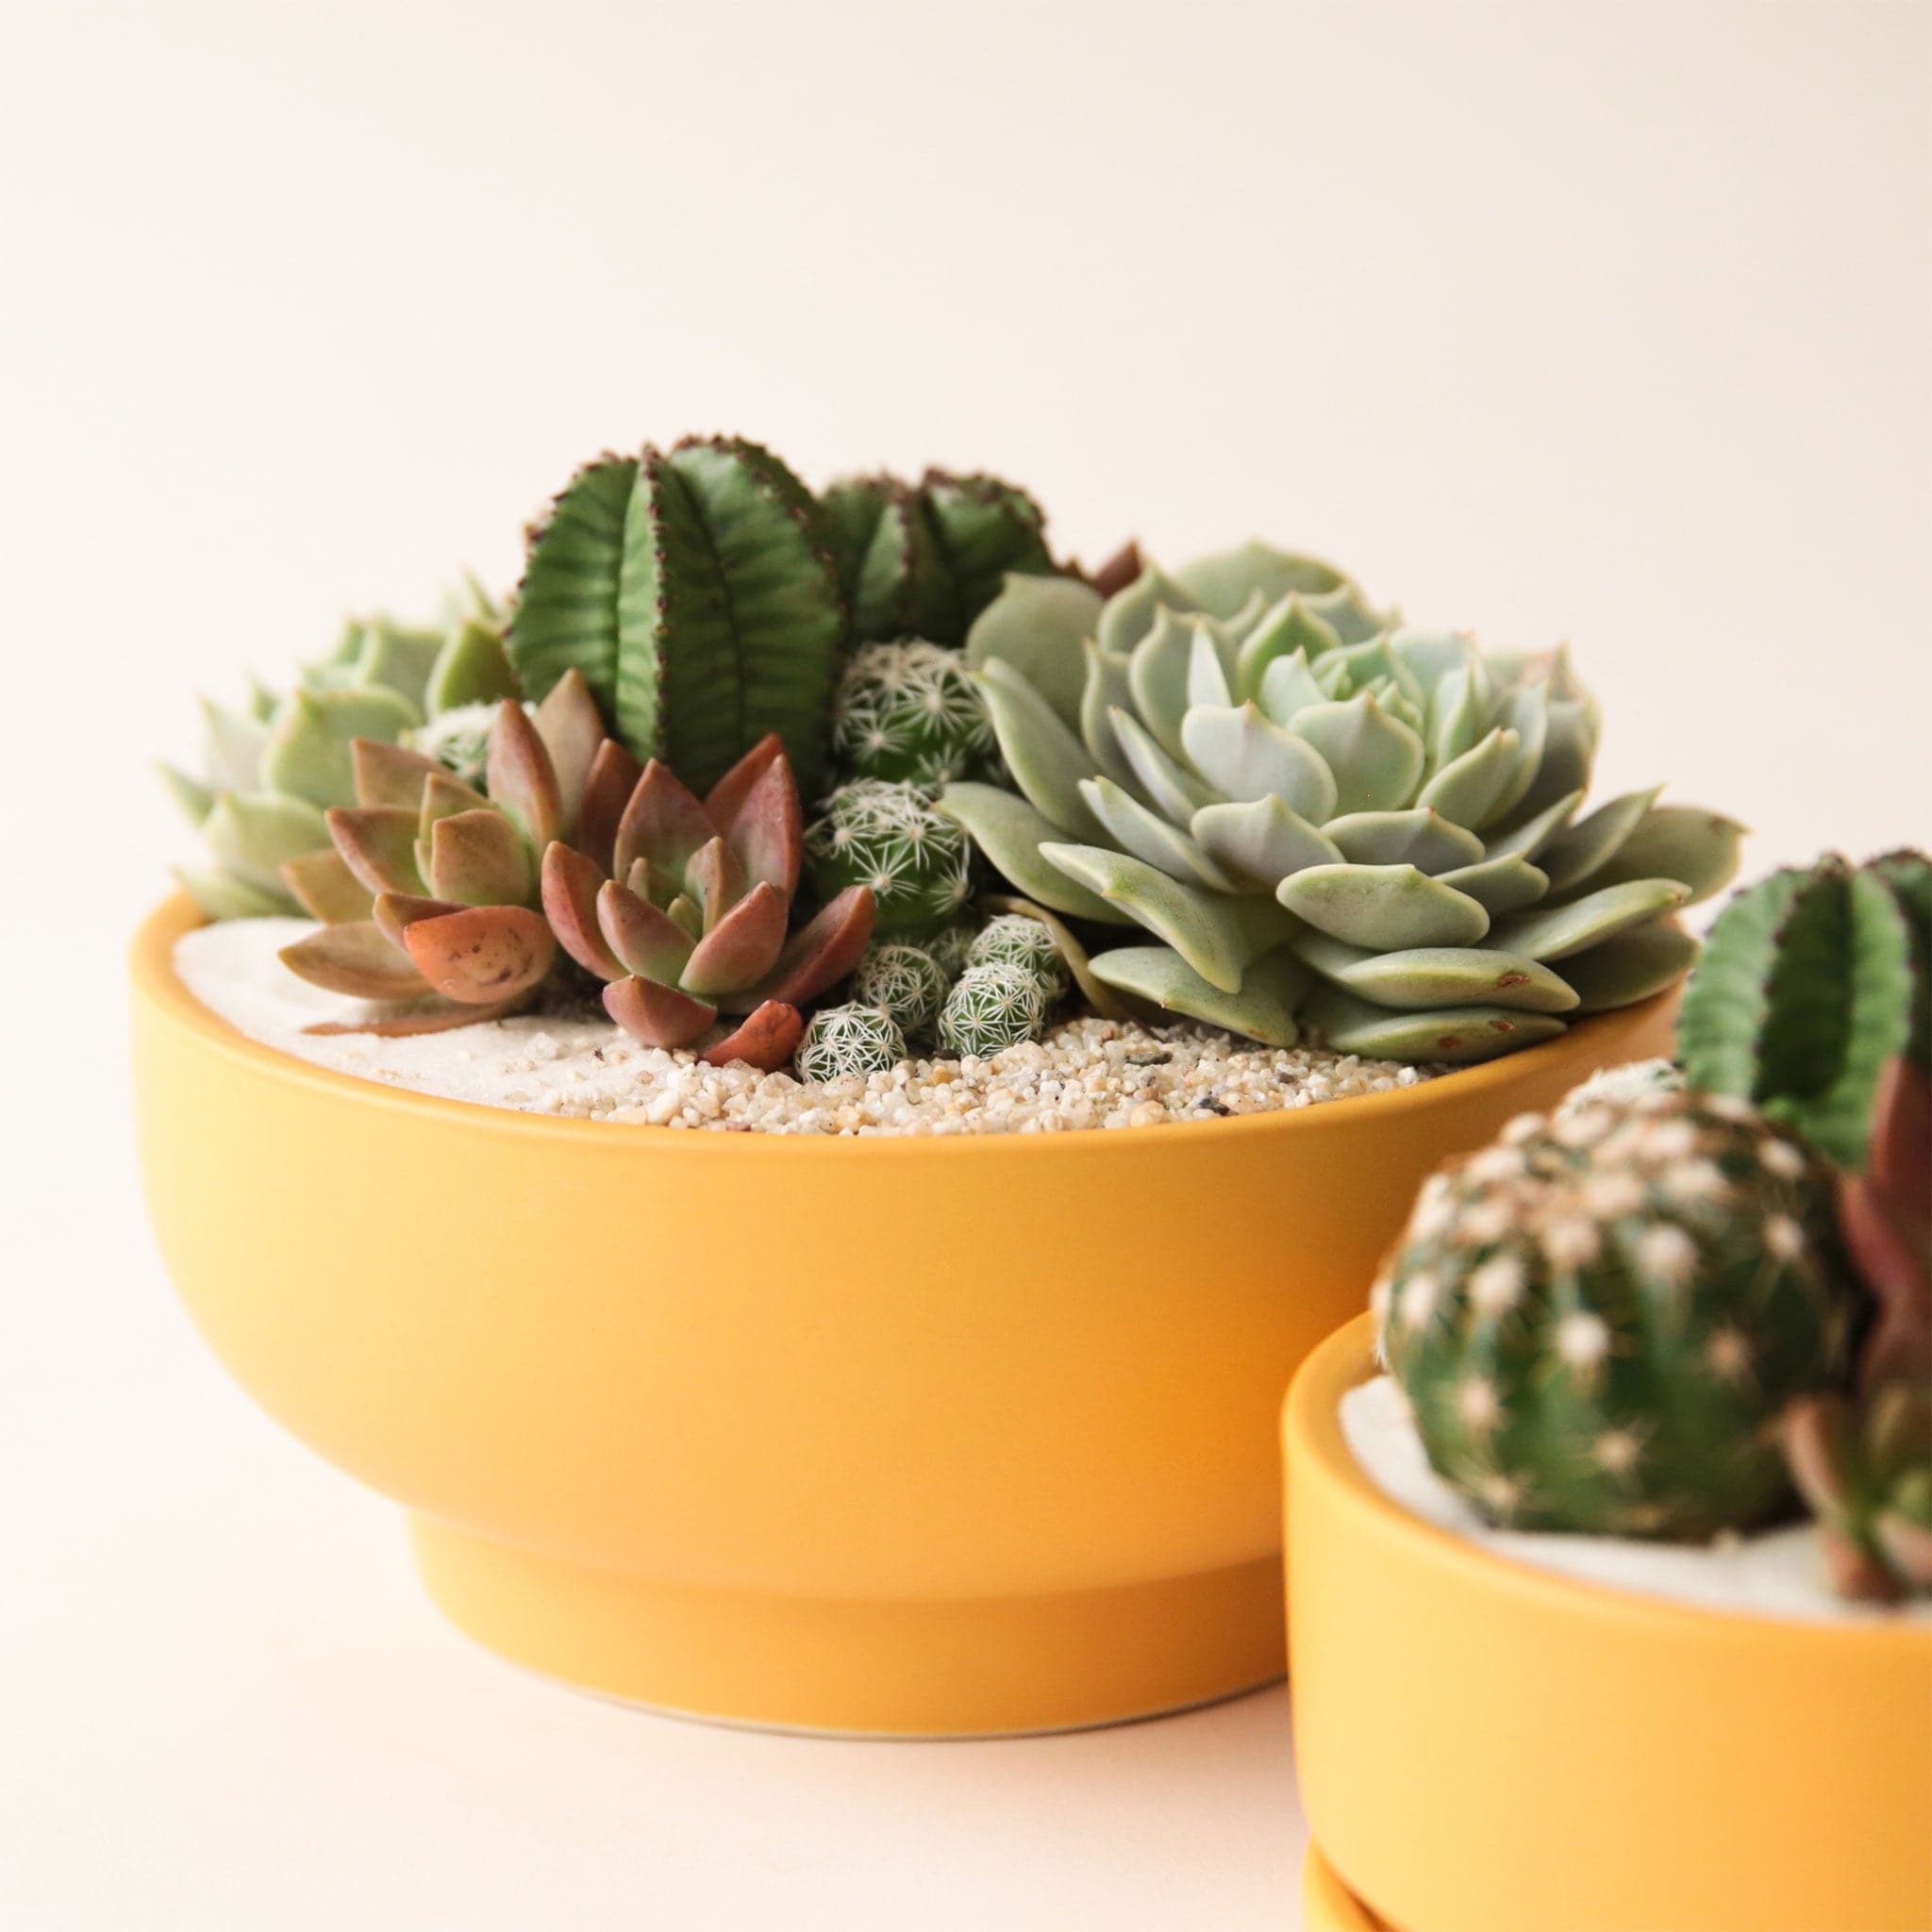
133, 893, 1674, 1737
1285, 1316, 1932, 1932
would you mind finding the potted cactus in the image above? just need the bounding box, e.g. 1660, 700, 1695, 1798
1283, 850, 1932, 1932
136, 428, 1724, 1735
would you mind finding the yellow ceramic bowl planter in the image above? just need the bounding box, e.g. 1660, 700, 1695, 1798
1285, 1317, 1932, 1932
133, 895, 1674, 1736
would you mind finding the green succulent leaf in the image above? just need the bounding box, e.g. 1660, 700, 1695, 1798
1191, 794, 1342, 886
1294, 935, 1579, 1013
1096, 564, 1197, 657
158, 762, 215, 829
1127, 608, 1201, 758
1324, 808, 1485, 874
203, 791, 332, 892
1535, 786, 1662, 895
1236, 597, 1341, 701
1172, 541, 1344, 619
1287, 691, 1425, 816
425, 619, 520, 714
1254, 648, 1332, 730
1278, 862, 1491, 951
1080, 777, 1236, 891
1041, 842, 1279, 992
1301, 983, 1566, 1064
1416, 725, 1521, 829
1089, 944, 1309, 1048
974, 659, 1106, 841
1556, 920, 1699, 1012
1432, 853, 1551, 917
1078, 643, 1143, 793
198, 696, 271, 792
966, 574, 1101, 728
176, 867, 295, 921
1557, 802, 1746, 908
261, 687, 417, 809
934, 783, 1133, 925
1489, 876, 1690, 962
1181, 702, 1339, 818
1110, 706, 1219, 823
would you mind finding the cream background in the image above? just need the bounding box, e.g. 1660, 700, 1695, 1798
3, 2, 1926, 1926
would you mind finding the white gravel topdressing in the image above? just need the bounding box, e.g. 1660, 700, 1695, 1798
175, 918, 1441, 1135
1342, 1374, 1931, 1624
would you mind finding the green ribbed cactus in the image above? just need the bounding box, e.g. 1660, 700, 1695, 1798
941, 545, 1741, 1061
806, 779, 974, 939
510, 437, 845, 798
1680, 851, 1930, 1171
1376, 1088, 1857, 1539
159, 584, 519, 919
821, 470, 1058, 647
794, 1003, 908, 1083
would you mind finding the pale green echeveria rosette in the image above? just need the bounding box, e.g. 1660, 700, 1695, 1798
940, 541, 1744, 1062
159, 578, 520, 919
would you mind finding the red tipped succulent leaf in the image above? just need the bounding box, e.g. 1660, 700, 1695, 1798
280, 922, 433, 1001
372, 891, 464, 950
351, 738, 444, 810
532, 671, 605, 833
707, 736, 802, 897
428, 809, 534, 908
596, 878, 696, 984
419, 770, 491, 831
681, 880, 788, 997
576, 739, 644, 877
685, 836, 749, 930
604, 974, 716, 1049
327, 806, 426, 896
281, 848, 375, 924
741, 885, 876, 1010
1840, 1058, 1932, 1392
486, 701, 563, 851
540, 844, 626, 981
402, 906, 555, 1004
613, 760, 716, 888
699, 999, 804, 1072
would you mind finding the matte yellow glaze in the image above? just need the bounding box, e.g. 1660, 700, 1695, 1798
1286, 1317, 1932, 1932
132, 893, 1674, 1735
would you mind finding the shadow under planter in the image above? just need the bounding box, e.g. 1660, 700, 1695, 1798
1286, 1317, 1932, 1932
133, 894, 1675, 1738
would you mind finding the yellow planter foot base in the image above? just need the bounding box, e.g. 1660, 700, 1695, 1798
1304, 1847, 1397, 1930
410, 1518, 1284, 1737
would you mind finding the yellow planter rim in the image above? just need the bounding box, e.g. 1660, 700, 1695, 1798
1286, 1313, 1932, 1651
135, 891, 1674, 1162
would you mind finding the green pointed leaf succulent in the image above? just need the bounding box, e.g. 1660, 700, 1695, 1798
942, 547, 1740, 1060
162, 576, 520, 919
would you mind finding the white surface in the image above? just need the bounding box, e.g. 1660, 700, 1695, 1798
4, 2, 1927, 1925
1342, 1374, 1932, 1624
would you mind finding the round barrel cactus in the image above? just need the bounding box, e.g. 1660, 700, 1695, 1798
941, 546, 1741, 1060
850, 941, 950, 1039
1376, 1087, 1857, 1540
794, 1004, 908, 1084
806, 779, 974, 940
830, 640, 1000, 787
937, 961, 1051, 1058
968, 913, 1070, 996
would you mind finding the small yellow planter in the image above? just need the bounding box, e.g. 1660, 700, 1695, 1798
133, 894, 1673, 1737
1286, 1317, 1932, 1932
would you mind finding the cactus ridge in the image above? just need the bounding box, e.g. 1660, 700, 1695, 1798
1680, 852, 1926, 1169
823, 469, 1057, 647
1376, 1088, 1858, 1540
512, 437, 845, 798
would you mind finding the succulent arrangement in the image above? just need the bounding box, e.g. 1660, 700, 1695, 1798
942, 550, 1741, 1060
1375, 847, 1932, 1602
160, 580, 520, 919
